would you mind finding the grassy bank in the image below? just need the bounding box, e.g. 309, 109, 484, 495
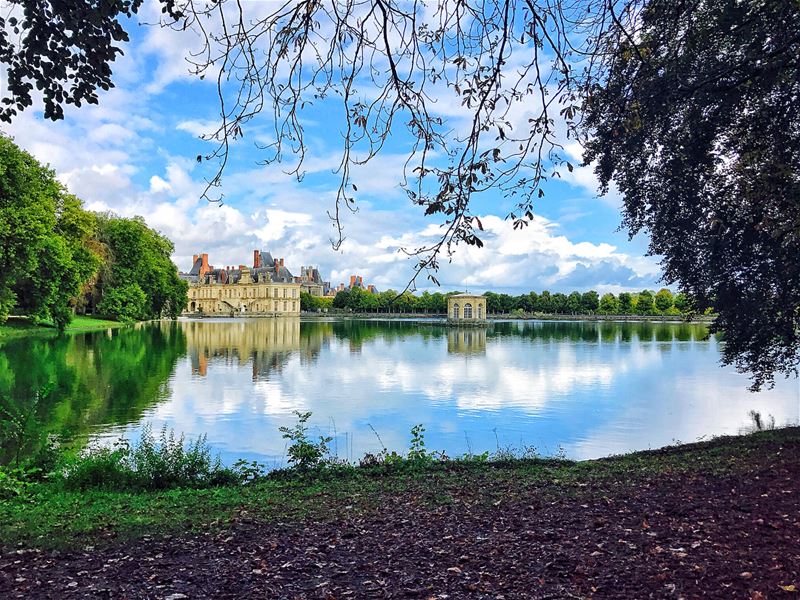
0, 315, 126, 339
1, 427, 796, 549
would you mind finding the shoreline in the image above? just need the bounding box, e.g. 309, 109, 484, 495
298, 311, 715, 323
1, 428, 797, 597
0, 315, 129, 340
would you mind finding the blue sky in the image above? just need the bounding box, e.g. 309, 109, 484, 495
0, 3, 663, 294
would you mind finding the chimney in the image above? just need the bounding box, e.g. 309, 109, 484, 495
192, 254, 198, 267
358, 276, 363, 286
239, 264, 246, 270
280, 258, 284, 267
350, 275, 356, 287
200, 253, 210, 277
253, 250, 261, 269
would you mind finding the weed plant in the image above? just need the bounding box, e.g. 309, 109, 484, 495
62, 425, 239, 491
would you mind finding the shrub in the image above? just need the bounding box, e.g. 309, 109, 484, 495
279, 411, 333, 471
63, 426, 238, 491
97, 283, 147, 322
408, 424, 429, 461
62, 444, 133, 491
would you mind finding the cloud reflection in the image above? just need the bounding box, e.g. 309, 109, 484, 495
114, 319, 798, 464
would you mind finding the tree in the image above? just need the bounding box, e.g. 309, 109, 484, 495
483, 292, 501, 315
584, 0, 800, 387
580, 291, 600, 314
635, 291, 655, 316
94, 215, 187, 320
514, 293, 534, 313
97, 283, 147, 322
0, 1, 183, 122
536, 291, 553, 314
654, 289, 674, 314
618, 293, 633, 315
598, 293, 619, 315
0, 136, 58, 319
300, 292, 318, 312
566, 291, 582, 315
674, 293, 690, 315
332, 289, 350, 309
551, 293, 568, 314
0, 137, 101, 329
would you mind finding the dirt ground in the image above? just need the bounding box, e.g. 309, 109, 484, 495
2, 438, 799, 599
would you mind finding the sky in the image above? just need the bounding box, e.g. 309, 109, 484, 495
0, 2, 665, 295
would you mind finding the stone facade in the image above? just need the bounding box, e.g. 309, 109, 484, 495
183, 250, 301, 316
296, 265, 329, 297
447, 293, 487, 323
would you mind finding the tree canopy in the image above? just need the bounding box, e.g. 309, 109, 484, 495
1, 0, 798, 387
0, 136, 186, 328
584, 0, 800, 388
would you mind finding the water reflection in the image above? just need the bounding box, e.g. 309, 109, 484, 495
0, 318, 797, 465
447, 329, 486, 354
0, 323, 186, 462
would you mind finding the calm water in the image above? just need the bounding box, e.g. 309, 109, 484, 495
1, 318, 797, 465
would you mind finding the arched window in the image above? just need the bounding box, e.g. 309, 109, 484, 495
452, 303, 460, 319
477, 304, 483, 319
464, 303, 473, 319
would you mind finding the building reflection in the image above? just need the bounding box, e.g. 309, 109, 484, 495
447, 328, 487, 355
186, 318, 327, 379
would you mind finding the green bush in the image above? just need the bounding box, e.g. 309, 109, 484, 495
97, 283, 147, 322
279, 411, 333, 472
63, 445, 133, 491
63, 426, 238, 491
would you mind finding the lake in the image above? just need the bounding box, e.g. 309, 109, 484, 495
1, 318, 797, 466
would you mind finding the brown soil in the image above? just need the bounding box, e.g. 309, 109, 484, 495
2, 440, 799, 599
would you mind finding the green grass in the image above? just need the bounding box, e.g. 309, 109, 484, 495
0, 315, 126, 339
2, 427, 796, 549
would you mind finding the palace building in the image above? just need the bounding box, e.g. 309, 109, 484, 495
181, 250, 302, 316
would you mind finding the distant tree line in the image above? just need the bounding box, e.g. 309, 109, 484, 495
308, 286, 694, 317
484, 289, 692, 316
0, 136, 187, 330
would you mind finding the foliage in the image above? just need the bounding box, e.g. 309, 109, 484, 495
407, 424, 428, 462
97, 283, 147, 322
584, 0, 800, 388
278, 411, 334, 472
0, 0, 184, 121
323, 286, 692, 316
62, 425, 238, 492
300, 292, 332, 312
0, 137, 185, 328
94, 215, 188, 320
598, 293, 619, 315
635, 290, 655, 315
654, 289, 674, 314
0, 136, 101, 330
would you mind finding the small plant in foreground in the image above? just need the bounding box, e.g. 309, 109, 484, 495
62, 425, 238, 491
408, 424, 428, 461
233, 459, 268, 483
279, 411, 333, 471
